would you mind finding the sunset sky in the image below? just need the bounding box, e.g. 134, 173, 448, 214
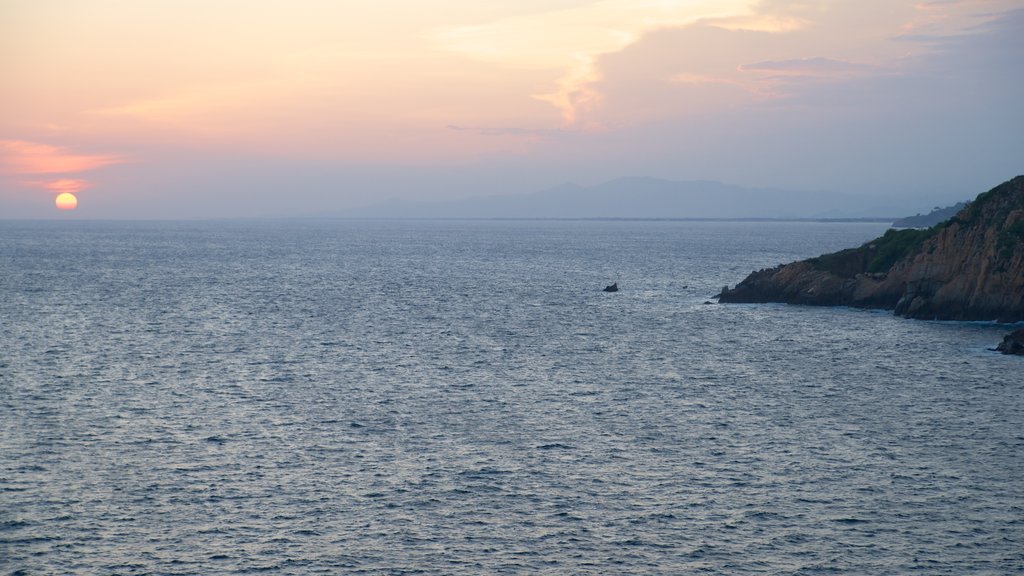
2, 0, 1021, 218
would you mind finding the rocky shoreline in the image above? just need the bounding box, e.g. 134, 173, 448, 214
719, 176, 1024, 353
995, 329, 1024, 355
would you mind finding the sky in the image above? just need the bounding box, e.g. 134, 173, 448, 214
2, 0, 1022, 218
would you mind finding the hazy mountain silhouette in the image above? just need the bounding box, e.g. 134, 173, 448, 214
345, 177, 898, 219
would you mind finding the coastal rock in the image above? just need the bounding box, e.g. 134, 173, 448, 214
995, 329, 1024, 355
719, 176, 1024, 322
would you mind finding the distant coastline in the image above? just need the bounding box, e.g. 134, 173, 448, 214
0, 216, 898, 224
341, 177, 924, 221
299, 216, 898, 223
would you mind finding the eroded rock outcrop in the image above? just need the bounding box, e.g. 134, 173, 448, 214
719, 176, 1024, 323
995, 329, 1024, 355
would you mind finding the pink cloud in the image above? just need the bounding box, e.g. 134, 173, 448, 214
0, 140, 123, 175
48, 178, 90, 194
21, 178, 92, 195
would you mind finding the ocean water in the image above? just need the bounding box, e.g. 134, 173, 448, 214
1, 219, 1021, 575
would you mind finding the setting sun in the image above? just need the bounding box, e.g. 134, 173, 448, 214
55, 192, 78, 210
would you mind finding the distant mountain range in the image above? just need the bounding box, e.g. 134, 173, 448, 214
344, 177, 902, 220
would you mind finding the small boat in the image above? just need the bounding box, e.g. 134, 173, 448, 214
603, 282, 618, 292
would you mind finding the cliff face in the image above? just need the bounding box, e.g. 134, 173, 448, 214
719, 176, 1024, 322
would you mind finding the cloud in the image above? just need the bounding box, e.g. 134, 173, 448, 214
739, 57, 870, 74
1, 140, 123, 202
431, 0, 759, 126
46, 179, 90, 194
0, 140, 124, 175
446, 124, 574, 138
22, 178, 91, 195
572, 0, 1024, 129
570, 3, 1022, 196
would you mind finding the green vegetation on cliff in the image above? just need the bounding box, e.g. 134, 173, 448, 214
720, 175, 1024, 323
865, 228, 935, 273
809, 175, 1024, 278
809, 227, 935, 276
956, 176, 1024, 225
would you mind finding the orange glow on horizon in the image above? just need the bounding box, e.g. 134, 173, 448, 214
55, 192, 78, 210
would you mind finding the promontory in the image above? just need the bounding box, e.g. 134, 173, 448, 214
718, 175, 1024, 324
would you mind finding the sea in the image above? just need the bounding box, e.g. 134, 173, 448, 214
1, 219, 1021, 575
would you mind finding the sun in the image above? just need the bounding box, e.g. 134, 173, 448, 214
55, 192, 78, 210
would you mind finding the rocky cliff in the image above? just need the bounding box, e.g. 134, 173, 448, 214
719, 176, 1024, 323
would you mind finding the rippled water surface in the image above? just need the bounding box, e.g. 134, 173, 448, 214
2, 219, 1022, 574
